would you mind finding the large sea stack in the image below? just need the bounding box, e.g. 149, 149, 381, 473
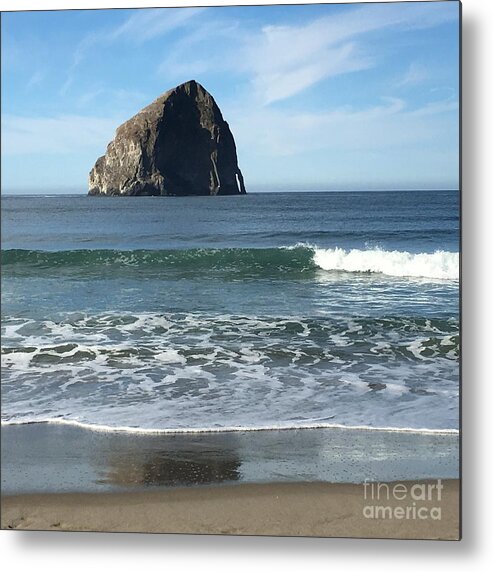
88, 80, 246, 196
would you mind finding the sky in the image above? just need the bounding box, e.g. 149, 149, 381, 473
1, 1, 460, 194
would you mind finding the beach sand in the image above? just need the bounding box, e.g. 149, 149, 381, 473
1, 480, 460, 539
1, 424, 460, 538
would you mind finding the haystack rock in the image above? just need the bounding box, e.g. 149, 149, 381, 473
88, 80, 246, 196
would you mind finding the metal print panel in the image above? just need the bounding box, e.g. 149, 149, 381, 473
1, 1, 461, 539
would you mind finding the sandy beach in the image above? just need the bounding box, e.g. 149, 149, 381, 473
1, 480, 460, 539
1, 424, 460, 538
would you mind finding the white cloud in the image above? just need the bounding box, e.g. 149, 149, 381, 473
396, 62, 429, 88
241, 3, 457, 104
26, 70, 45, 89
108, 7, 205, 43
60, 31, 101, 95
2, 114, 122, 156
251, 42, 371, 105
409, 99, 458, 118
75, 87, 148, 110
227, 96, 458, 159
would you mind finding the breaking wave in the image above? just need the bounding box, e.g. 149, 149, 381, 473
2, 245, 459, 281
311, 246, 459, 280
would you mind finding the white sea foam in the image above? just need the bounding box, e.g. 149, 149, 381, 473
0, 417, 459, 436
154, 349, 187, 365
1, 312, 459, 434
310, 246, 459, 280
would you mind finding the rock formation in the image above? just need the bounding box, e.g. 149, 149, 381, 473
88, 80, 246, 196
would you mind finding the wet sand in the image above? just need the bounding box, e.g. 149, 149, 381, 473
1, 480, 459, 539
1, 423, 459, 494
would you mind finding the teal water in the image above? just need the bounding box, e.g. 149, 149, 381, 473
1, 191, 460, 432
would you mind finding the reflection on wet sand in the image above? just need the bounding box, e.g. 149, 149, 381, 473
101, 450, 241, 487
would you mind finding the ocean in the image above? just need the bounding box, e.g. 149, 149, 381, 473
1, 190, 460, 436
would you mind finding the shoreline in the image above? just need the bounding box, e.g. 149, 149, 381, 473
2, 418, 460, 538
0, 419, 460, 435
1, 480, 460, 539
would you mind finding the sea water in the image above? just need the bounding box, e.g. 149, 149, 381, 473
1, 191, 460, 434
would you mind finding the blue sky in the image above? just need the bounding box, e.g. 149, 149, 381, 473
2, 1, 460, 193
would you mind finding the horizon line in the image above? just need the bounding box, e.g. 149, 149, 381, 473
1, 188, 460, 197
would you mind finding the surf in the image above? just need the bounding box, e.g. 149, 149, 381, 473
2, 245, 459, 281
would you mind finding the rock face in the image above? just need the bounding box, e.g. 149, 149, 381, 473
88, 80, 246, 196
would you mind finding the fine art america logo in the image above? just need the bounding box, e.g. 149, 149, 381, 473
362, 480, 443, 521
